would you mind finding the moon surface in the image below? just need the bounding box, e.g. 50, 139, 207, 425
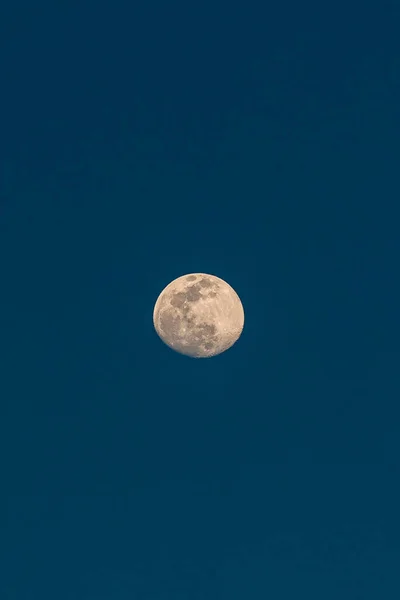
153, 273, 245, 358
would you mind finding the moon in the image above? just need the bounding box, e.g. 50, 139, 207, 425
153, 273, 245, 358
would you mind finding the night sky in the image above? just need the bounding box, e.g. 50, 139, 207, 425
2, 1, 400, 598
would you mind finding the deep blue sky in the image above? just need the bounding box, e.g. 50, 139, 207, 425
1, 1, 399, 598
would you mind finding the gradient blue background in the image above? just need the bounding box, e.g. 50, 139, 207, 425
1, 1, 399, 598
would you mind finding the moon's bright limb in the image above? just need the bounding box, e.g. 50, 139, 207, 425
153, 273, 244, 358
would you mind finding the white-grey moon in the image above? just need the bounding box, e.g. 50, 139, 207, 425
153, 273, 244, 358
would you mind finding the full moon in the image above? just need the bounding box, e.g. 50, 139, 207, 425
153, 273, 244, 358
